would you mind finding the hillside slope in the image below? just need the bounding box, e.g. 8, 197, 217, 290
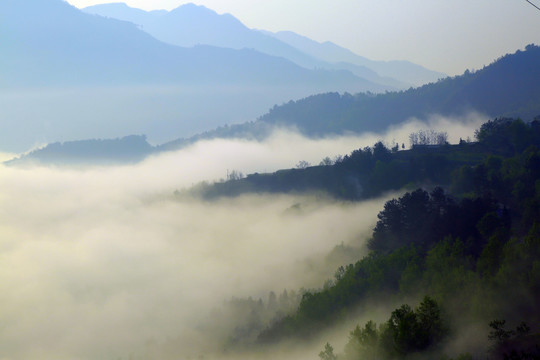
257, 45, 540, 136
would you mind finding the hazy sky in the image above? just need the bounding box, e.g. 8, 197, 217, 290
66, 0, 540, 75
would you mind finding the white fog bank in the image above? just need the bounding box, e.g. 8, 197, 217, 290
0, 114, 486, 359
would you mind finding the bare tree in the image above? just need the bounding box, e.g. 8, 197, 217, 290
296, 160, 311, 169
227, 169, 244, 180
319, 157, 333, 166
409, 130, 448, 147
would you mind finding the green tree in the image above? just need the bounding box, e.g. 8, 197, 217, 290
319, 342, 337, 360
344, 320, 380, 359
380, 296, 447, 357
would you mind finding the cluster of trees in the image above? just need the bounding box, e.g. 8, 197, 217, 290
208, 289, 303, 348
320, 296, 447, 360
176, 117, 540, 358
182, 117, 540, 360
474, 117, 540, 156
368, 187, 501, 254
409, 129, 448, 147
320, 310, 538, 360
256, 183, 516, 344
251, 119, 540, 359
226, 169, 244, 181
195, 139, 450, 200
192, 117, 540, 202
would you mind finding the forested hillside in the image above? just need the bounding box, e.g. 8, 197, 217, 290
158, 45, 540, 154
257, 45, 540, 136
192, 118, 539, 201
191, 118, 540, 359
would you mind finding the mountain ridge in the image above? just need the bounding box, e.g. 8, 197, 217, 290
2, 0, 376, 88
82, 2, 444, 88
256, 44, 540, 136
268, 30, 446, 86
0, 0, 387, 152
12, 45, 540, 166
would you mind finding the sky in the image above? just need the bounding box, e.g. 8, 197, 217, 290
66, 0, 540, 75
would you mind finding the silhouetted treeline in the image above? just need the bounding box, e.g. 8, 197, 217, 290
209, 289, 303, 348
193, 117, 540, 202
319, 296, 449, 360
7, 135, 155, 166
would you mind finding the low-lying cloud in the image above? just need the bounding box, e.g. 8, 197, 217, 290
0, 113, 486, 359
141, 111, 487, 188
0, 169, 387, 359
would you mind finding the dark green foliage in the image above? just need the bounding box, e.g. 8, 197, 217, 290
368, 187, 503, 256
488, 321, 540, 360
196, 139, 474, 200
440, 353, 474, 360
338, 296, 447, 359
475, 118, 540, 156
344, 320, 380, 359
383, 296, 447, 356
489, 320, 516, 343
258, 46, 540, 137
369, 188, 456, 253
257, 246, 420, 342
208, 117, 540, 360
423, 237, 477, 302
319, 343, 338, 360
476, 233, 505, 278
195, 116, 540, 202
255, 121, 540, 352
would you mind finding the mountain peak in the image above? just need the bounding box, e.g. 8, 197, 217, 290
174, 2, 209, 11
167, 2, 246, 27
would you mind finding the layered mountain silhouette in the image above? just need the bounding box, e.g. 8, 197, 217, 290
1, 0, 377, 89
1, 0, 392, 152
158, 45, 540, 147
84, 3, 321, 70
13, 45, 540, 165
254, 44, 540, 136
253, 45, 540, 136
82, 2, 444, 87
269, 31, 446, 87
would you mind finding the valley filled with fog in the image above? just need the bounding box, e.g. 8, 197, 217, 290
2, 1, 540, 359
0, 118, 483, 359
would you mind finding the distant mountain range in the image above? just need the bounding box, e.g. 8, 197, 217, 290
254, 44, 540, 136
82, 2, 445, 88
267, 31, 445, 88
1, 0, 397, 152
11, 45, 540, 166
1, 0, 375, 89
